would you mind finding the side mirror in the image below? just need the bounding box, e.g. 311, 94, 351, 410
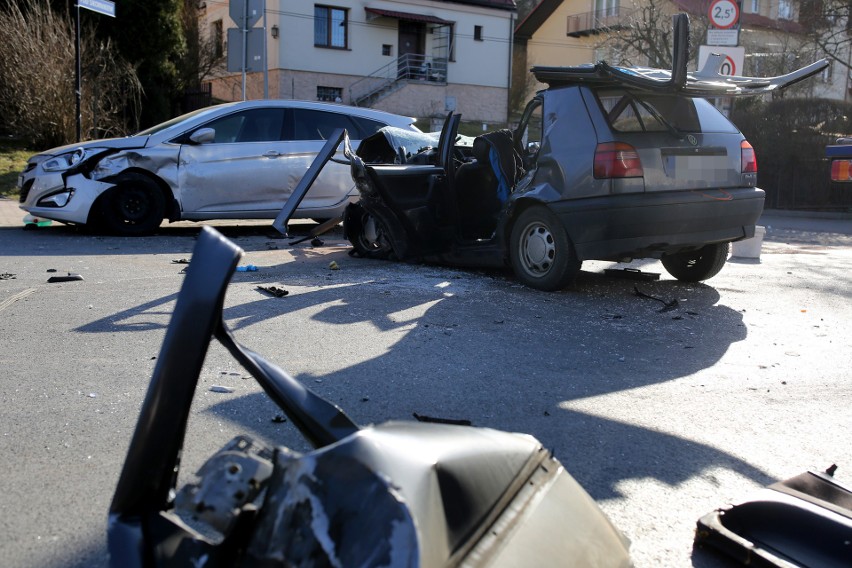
189, 128, 215, 144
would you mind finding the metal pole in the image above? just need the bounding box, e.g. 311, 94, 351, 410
241, 0, 247, 100
74, 0, 82, 141
263, 0, 268, 99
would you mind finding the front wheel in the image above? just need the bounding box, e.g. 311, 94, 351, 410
661, 243, 729, 282
509, 206, 580, 291
344, 204, 393, 259
99, 174, 165, 236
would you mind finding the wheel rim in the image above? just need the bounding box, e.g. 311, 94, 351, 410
117, 188, 152, 222
518, 221, 556, 277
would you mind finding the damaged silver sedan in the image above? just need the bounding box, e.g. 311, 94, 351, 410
17, 101, 418, 235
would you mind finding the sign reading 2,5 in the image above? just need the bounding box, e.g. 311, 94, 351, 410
708, 0, 740, 29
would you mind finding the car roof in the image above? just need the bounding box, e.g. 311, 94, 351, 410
531, 14, 828, 97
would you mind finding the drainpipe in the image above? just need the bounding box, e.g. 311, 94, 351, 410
507, 12, 515, 126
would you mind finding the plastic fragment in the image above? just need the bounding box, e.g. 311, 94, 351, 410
210, 385, 235, 393
328, 261, 339, 270
235, 265, 258, 272
257, 286, 289, 298
48, 273, 84, 283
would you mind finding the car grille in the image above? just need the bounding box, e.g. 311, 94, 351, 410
19, 179, 33, 203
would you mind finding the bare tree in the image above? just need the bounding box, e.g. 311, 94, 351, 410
594, 0, 708, 68
177, 0, 225, 92
0, 0, 141, 148
800, 0, 852, 72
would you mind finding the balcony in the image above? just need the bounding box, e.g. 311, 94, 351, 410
566, 6, 633, 37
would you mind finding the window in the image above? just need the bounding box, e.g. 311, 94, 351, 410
597, 91, 702, 133
198, 109, 285, 143
315, 5, 348, 48
822, 61, 833, 83
748, 0, 759, 14
474, 25, 483, 41
211, 19, 224, 59
316, 86, 343, 102
778, 0, 793, 20
291, 109, 381, 141
382, 44, 392, 56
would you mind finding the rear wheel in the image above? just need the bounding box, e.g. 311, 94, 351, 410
509, 206, 580, 291
661, 243, 729, 282
99, 174, 165, 236
344, 204, 393, 259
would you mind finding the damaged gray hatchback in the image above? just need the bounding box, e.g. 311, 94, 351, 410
279, 15, 827, 291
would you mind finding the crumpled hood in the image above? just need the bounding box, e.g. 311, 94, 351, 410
33, 135, 151, 159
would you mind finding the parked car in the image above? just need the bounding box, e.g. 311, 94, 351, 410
279, 15, 827, 290
826, 137, 852, 182
17, 100, 418, 235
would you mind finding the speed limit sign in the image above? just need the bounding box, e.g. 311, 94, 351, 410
708, 0, 740, 29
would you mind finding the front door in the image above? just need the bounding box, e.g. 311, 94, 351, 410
398, 21, 425, 78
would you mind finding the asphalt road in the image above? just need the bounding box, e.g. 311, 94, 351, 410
1, 209, 851, 567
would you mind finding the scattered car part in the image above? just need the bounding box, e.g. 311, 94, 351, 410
108, 226, 632, 567
826, 138, 852, 182
47, 273, 84, 283
695, 466, 852, 567
257, 285, 288, 298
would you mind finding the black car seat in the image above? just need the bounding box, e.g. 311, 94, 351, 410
456, 130, 524, 239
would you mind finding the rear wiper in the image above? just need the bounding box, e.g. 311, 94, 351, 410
628, 93, 684, 140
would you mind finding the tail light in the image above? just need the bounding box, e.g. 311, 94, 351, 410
830, 159, 852, 181
741, 140, 757, 174
594, 142, 643, 179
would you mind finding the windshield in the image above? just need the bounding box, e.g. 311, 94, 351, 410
134, 106, 224, 136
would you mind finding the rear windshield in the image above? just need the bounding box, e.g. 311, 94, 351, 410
595, 90, 738, 134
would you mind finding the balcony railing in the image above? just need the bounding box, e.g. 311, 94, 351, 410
566, 6, 634, 36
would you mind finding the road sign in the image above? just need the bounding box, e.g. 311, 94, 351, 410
708, 0, 739, 29
698, 45, 745, 76
78, 0, 115, 18
707, 29, 739, 46
227, 27, 265, 72
230, 0, 263, 28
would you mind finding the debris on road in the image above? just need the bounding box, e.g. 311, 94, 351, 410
171, 258, 190, 264
328, 261, 339, 270
0, 273, 16, 280
47, 273, 84, 283
605, 268, 660, 281
634, 286, 679, 312
257, 286, 289, 298
412, 412, 472, 426
235, 265, 258, 272
210, 385, 236, 393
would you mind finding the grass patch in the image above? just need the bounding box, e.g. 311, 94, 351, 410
0, 139, 34, 198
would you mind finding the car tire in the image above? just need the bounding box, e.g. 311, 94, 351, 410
661, 243, 729, 282
99, 174, 165, 236
509, 206, 580, 291
344, 204, 393, 259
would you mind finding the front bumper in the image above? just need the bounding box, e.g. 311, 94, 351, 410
19, 170, 114, 225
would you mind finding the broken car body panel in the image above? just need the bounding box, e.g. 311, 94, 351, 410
695, 468, 852, 567
107, 226, 632, 567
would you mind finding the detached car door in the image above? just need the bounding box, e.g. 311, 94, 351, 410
283, 108, 384, 214
177, 107, 289, 216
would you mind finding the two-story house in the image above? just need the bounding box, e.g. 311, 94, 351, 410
512, 0, 848, 111
202, 0, 517, 126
